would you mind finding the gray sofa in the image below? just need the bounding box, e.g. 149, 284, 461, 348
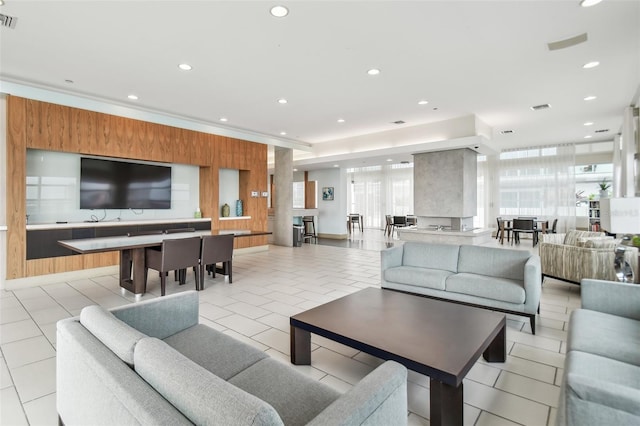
557, 279, 640, 426
56, 291, 408, 425
381, 242, 541, 333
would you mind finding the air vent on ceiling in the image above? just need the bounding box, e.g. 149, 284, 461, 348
595, 129, 610, 133
400, 160, 410, 164
530, 104, 551, 111
391, 120, 406, 125
0, 14, 18, 29
500, 130, 514, 135
547, 33, 587, 51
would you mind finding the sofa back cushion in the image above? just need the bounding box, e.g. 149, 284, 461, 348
564, 230, 605, 246
135, 337, 283, 426
457, 245, 531, 281
580, 238, 617, 249
80, 305, 147, 367
402, 242, 460, 272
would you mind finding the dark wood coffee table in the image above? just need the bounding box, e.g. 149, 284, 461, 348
290, 287, 506, 426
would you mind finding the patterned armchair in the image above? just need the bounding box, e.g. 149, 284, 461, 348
539, 230, 639, 284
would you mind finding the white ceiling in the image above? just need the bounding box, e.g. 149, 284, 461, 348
1, 1, 638, 170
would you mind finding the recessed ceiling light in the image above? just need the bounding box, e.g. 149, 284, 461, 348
583, 61, 600, 69
178, 63, 192, 71
278, 98, 288, 104
280, 131, 287, 135
337, 119, 345, 123
270, 5, 289, 17
584, 95, 597, 101
127, 94, 138, 100
418, 100, 429, 105
333, 164, 339, 168
584, 135, 593, 139
580, 0, 603, 7
386, 159, 393, 162
584, 122, 594, 126
367, 68, 381, 76
293, 168, 298, 172
219, 117, 228, 122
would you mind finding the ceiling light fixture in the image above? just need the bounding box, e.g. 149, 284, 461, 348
584, 95, 597, 101
0, 1, 5, 6
178, 63, 192, 71
278, 98, 288, 104
219, 117, 228, 122
580, 0, 603, 7
386, 159, 393, 162
270, 5, 289, 17
584, 122, 594, 126
418, 100, 429, 105
584, 135, 593, 139
333, 164, 339, 168
337, 119, 345, 123
127, 94, 138, 100
583, 61, 600, 69
367, 68, 380, 76
280, 131, 287, 135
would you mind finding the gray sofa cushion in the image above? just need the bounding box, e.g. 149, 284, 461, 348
457, 245, 530, 281
568, 309, 640, 366
229, 358, 340, 426
135, 337, 283, 426
402, 242, 460, 272
163, 324, 268, 380
563, 350, 640, 424
79, 305, 146, 367
384, 266, 451, 290
445, 273, 526, 304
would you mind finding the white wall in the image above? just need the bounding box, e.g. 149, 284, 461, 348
26, 149, 200, 224
309, 168, 347, 236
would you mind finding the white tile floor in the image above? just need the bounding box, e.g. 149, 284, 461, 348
0, 231, 579, 425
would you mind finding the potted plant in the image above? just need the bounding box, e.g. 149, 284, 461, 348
598, 179, 611, 198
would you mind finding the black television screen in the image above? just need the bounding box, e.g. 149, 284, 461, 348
80, 157, 172, 209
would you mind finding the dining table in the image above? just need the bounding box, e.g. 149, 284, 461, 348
498, 219, 549, 246
58, 229, 271, 298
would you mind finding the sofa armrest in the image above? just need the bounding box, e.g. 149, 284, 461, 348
523, 255, 542, 312
307, 361, 407, 426
110, 290, 199, 339
381, 246, 404, 272
581, 279, 640, 320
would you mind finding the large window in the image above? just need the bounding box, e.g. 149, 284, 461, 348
347, 163, 413, 229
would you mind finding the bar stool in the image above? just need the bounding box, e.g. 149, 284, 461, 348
302, 216, 317, 243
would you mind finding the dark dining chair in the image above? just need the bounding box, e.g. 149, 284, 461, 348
144, 237, 201, 296
200, 234, 234, 289
348, 214, 362, 232
496, 217, 512, 243
392, 216, 407, 237
545, 218, 558, 234
512, 219, 537, 246
302, 216, 317, 243
384, 215, 393, 236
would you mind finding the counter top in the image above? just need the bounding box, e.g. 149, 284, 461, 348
27, 217, 212, 231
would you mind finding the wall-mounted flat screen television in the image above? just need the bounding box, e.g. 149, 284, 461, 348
80, 157, 172, 209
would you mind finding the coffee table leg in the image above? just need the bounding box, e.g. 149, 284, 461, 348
483, 322, 506, 362
290, 326, 311, 365
430, 379, 463, 426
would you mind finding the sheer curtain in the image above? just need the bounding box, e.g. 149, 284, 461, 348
498, 144, 576, 232
347, 163, 414, 229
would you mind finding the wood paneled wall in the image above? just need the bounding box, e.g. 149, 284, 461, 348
6, 96, 268, 279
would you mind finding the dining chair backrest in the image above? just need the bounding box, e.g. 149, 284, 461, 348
550, 218, 558, 233
512, 218, 534, 231
406, 216, 417, 226
200, 234, 234, 265
385, 215, 393, 225
393, 216, 407, 226
349, 214, 360, 222
159, 237, 202, 271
